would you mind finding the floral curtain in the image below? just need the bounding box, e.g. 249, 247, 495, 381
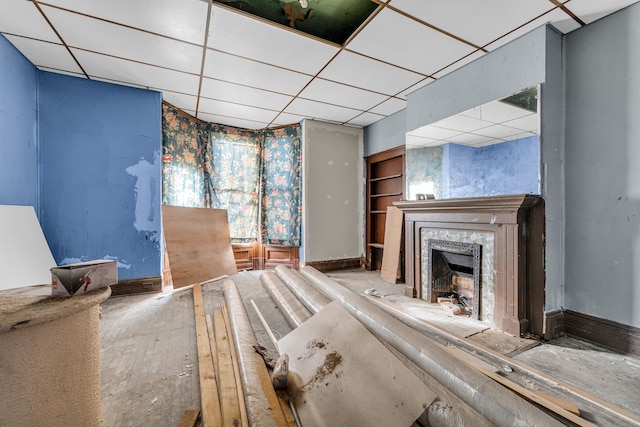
261, 126, 302, 246
161, 103, 210, 207
209, 124, 261, 242
162, 103, 302, 246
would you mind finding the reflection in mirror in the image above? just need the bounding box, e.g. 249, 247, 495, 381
405, 86, 540, 200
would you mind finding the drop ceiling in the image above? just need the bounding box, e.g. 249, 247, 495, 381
407, 88, 540, 148
2, 0, 639, 130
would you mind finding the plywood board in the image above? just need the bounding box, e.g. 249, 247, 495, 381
0, 205, 56, 290
162, 205, 237, 289
380, 206, 403, 283
278, 301, 436, 427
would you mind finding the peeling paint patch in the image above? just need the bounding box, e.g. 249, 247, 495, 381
126, 152, 161, 233
104, 255, 132, 269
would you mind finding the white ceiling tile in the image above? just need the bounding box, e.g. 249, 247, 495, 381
409, 125, 462, 140
447, 132, 495, 146
473, 123, 526, 139
319, 50, 424, 96
348, 8, 476, 75
196, 112, 268, 130
431, 50, 485, 79
40, 0, 208, 44
198, 98, 279, 124
405, 134, 440, 148
204, 49, 312, 95
346, 112, 385, 127
72, 49, 200, 95
563, 0, 640, 25
503, 113, 539, 132
37, 66, 85, 79
369, 97, 406, 116
1, 0, 59, 42
88, 76, 149, 91
475, 100, 533, 123
299, 78, 388, 111
4, 36, 83, 74
201, 78, 293, 111
506, 131, 538, 141
389, 0, 554, 48
431, 113, 492, 133
397, 78, 435, 99
484, 8, 578, 52
471, 138, 505, 147
208, 5, 339, 75
271, 112, 306, 126
285, 98, 361, 124
161, 91, 198, 112
42, 5, 203, 74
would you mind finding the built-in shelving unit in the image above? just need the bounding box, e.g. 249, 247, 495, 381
365, 146, 405, 271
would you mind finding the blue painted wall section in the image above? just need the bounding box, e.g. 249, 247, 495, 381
443, 136, 540, 198
39, 72, 162, 279
0, 35, 40, 211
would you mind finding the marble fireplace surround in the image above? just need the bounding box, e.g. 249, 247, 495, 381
395, 194, 545, 337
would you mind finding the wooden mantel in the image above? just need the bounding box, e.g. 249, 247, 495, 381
395, 194, 545, 337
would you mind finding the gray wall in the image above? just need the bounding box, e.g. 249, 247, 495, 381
564, 3, 640, 327
303, 120, 364, 263
364, 25, 566, 314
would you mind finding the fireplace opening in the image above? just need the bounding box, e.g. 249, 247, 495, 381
426, 240, 481, 319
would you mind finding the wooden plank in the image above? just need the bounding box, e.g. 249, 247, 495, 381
178, 408, 200, 427
205, 315, 218, 380
380, 206, 403, 283
192, 284, 222, 427
163, 205, 238, 289
249, 300, 279, 351
221, 301, 249, 427
474, 365, 591, 426
446, 345, 580, 416
213, 309, 242, 427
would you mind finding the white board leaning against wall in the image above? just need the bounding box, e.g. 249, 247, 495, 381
0, 205, 56, 291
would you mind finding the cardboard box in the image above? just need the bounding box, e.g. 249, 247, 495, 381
51, 260, 118, 297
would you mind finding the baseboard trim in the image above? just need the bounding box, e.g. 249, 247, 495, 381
564, 310, 640, 355
543, 309, 565, 340
110, 276, 162, 296
303, 258, 362, 272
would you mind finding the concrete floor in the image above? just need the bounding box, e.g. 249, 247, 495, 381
99, 268, 640, 426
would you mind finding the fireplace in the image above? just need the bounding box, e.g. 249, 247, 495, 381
396, 194, 545, 337
426, 239, 481, 319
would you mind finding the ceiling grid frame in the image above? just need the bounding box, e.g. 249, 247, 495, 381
0, 0, 637, 130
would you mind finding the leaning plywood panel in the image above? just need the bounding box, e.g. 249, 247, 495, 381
162, 205, 237, 289
380, 206, 403, 283
0, 205, 56, 290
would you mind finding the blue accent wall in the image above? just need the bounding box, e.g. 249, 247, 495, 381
0, 35, 39, 210
39, 72, 162, 279
443, 136, 540, 198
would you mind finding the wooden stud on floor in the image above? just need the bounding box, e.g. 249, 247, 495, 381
221, 301, 249, 427
192, 283, 222, 427
213, 309, 242, 427
178, 408, 201, 427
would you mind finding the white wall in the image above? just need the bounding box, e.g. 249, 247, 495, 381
302, 120, 364, 263
564, 2, 640, 327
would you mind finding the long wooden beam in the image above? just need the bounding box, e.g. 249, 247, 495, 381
193, 283, 222, 426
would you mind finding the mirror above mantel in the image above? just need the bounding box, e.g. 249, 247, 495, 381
405, 86, 540, 201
